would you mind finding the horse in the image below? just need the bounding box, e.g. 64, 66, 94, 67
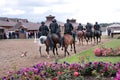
38, 35, 47, 55
45, 33, 60, 58
38, 34, 60, 58
62, 34, 76, 57
76, 30, 84, 45
93, 30, 102, 44
84, 31, 93, 45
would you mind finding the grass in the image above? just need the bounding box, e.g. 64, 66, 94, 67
59, 39, 120, 63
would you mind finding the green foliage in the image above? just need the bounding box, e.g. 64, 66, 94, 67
60, 39, 120, 63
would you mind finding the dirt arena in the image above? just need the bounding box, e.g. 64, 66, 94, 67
0, 38, 110, 77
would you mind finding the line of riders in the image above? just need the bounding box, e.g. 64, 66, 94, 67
38, 19, 101, 50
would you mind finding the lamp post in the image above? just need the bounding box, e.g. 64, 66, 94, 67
34, 32, 37, 43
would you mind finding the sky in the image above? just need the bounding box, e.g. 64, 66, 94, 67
0, 0, 120, 24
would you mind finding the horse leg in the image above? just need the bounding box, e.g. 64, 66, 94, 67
64, 47, 67, 57
66, 49, 70, 56
46, 46, 50, 58
39, 46, 42, 57
81, 37, 83, 45
64, 46, 70, 57
85, 37, 88, 45
73, 42, 76, 54
52, 47, 55, 56
93, 36, 95, 44
99, 36, 101, 43
55, 46, 58, 56
100, 36, 101, 42
87, 37, 89, 45
70, 44, 72, 51
90, 36, 92, 44
78, 37, 80, 44
96, 37, 98, 44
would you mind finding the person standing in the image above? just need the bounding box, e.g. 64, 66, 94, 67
107, 27, 111, 37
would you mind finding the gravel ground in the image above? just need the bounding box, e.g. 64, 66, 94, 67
0, 38, 110, 77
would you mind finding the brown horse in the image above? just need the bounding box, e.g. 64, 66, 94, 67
62, 34, 76, 57
76, 31, 84, 45
45, 34, 59, 58
39, 34, 60, 58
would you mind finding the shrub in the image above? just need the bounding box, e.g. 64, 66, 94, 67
114, 69, 120, 80
93, 47, 120, 57
1, 62, 120, 80
93, 48, 102, 56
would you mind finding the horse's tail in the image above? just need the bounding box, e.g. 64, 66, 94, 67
62, 36, 64, 46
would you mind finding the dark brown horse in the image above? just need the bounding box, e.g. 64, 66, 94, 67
93, 30, 102, 44
39, 34, 59, 58
62, 34, 76, 56
39, 34, 60, 58
84, 31, 93, 45
76, 30, 84, 45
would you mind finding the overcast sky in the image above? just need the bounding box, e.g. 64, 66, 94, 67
0, 0, 120, 24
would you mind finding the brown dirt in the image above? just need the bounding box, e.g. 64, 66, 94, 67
0, 38, 111, 77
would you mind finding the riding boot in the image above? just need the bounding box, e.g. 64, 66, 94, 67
57, 33, 61, 48
72, 32, 76, 42
59, 37, 62, 48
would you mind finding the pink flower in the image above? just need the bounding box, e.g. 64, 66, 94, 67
73, 71, 79, 77
93, 48, 102, 56
57, 71, 62, 76
114, 69, 120, 80
33, 68, 38, 74
52, 77, 57, 80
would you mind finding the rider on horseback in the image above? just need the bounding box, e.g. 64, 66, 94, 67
48, 19, 61, 49
85, 22, 92, 32
64, 19, 75, 41
77, 23, 83, 31
94, 22, 101, 35
39, 21, 49, 37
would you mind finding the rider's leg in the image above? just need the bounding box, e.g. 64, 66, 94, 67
72, 32, 76, 42
59, 33, 62, 47
48, 34, 54, 50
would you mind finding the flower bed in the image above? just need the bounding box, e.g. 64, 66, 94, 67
1, 62, 120, 80
93, 47, 120, 57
